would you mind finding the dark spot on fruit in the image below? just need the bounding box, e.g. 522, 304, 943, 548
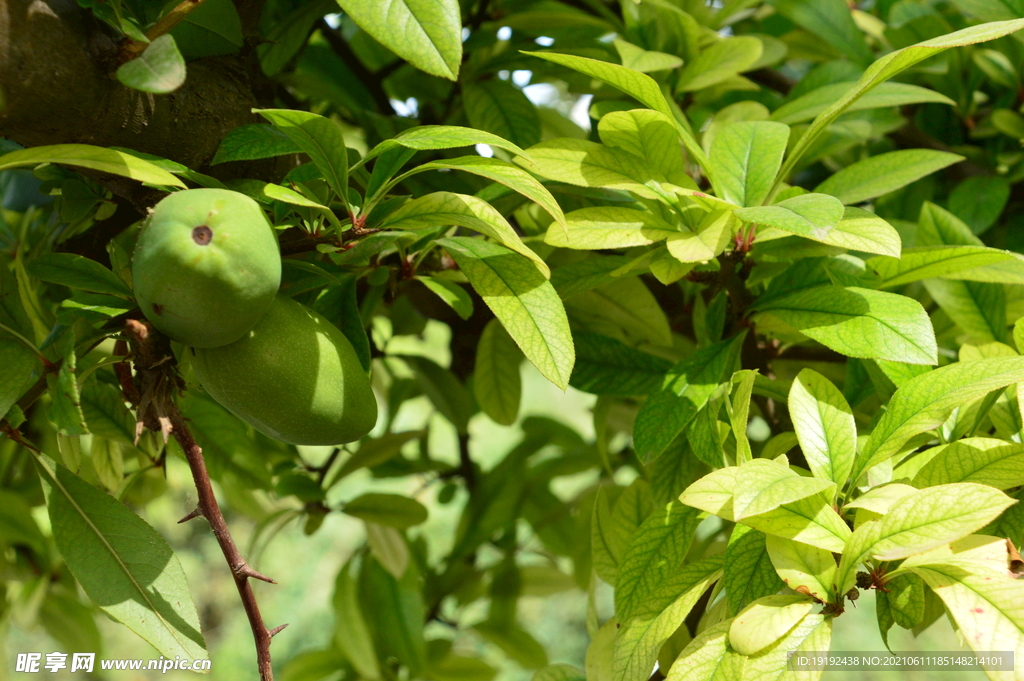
192, 225, 213, 245
152, 303, 164, 316
190, 347, 196, 356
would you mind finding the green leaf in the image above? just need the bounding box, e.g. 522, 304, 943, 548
677, 36, 763, 92
565, 276, 675, 348
409, 157, 566, 229
908, 561, 1024, 666
361, 557, 427, 674
464, 80, 541, 149
771, 0, 872, 62
365, 126, 527, 163
533, 665, 585, 681
734, 193, 844, 240
614, 502, 700, 622
818, 207, 902, 257
728, 370, 757, 459
517, 139, 669, 201
729, 594, 814, 656
546, 207, 679, 250
438, 237, 574, 390
614, 39, 683, 73
258, 0, 335, 76
597, 109, 694, 188
912, 438, 1024, 490
0, 489, 48, 558
522, 51, 711, 177
336, 431, 423, 480
416, 276, 473, 320
38, 458, 207, 660
845, 484, 1015, 578
256, 109, 348, 203
26, 253, 133, 298
115, 35, 186, 94
855, 357, 1024, 483
474, 622, 549, 670
211, 124, 301, 165
765, 535, 836, 603
0, 340, 37, 421
663, 620, 745, 681
778, 18, 1024, 184
724, 526, 785, 615
869, 246, 1020, 288
736, 613, 832, 680
333, 561, 381, 680
770, 82, 954, 125
667, 210, 736, 264
169, 0, 243, 59
733, 458, 835, 520
741, 495, 851, 552
80, 381, 136, 446
343, 493, 428, 529
877, 573, 925, 642
710, 121, 790, 207
632, 333, 745, 463
681, 469, 852, 551
815, 149, 964, 205
48, 332, 87, 437
924, 279, 1006, 342
473, 319, 522, 426
949, 176, 1010, 234
336, 0, 462, 79
753, 285, 937, 365
550, 256, 630, 299
383, 192, 549, 277
612, 556, 723, 681
918, 201, 980, 247
0, 144, 185, 187
400, 355, 474, 434
569, 332, 672, 396
788, 368, 856, 491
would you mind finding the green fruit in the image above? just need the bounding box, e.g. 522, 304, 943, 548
133, 188, 281, 348
190, 295, 377, 445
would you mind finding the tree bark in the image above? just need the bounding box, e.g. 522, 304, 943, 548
0, 0, 262, 203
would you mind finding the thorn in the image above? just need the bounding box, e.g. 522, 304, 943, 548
236, 563, 277, 584
178, 507, 203, 524
268, 623, 289, 638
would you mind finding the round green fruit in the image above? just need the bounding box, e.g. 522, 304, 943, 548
190, 295, 377, 445
132, 188, 282, 348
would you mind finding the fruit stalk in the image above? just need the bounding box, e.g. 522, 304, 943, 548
168, 405, 287, 681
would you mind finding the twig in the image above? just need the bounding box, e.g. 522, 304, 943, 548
121, 0, 209, 61
121, 319, 285, 681
168, 406, 285, 680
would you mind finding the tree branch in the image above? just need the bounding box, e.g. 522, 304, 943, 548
121, 319, 285, 681
168, 406, 285, 681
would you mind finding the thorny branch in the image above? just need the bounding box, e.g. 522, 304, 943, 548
121, 320, 286, 681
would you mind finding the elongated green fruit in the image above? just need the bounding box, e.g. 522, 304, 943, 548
191, 295, 377, 445
133, 188, 281, 348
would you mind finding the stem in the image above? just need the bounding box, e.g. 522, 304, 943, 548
122, 0, 209, 59
168, 407, 286, 681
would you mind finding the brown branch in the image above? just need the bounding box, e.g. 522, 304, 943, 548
118, 319, 284, 680
169, 395, 285, 680
120, 0, 209, 61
